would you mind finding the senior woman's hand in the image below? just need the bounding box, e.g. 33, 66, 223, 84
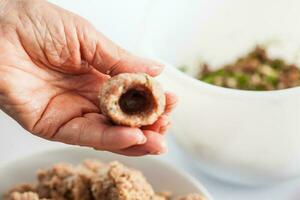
0, 0, 177, 156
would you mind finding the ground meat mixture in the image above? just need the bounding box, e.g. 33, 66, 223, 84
175, 194, 206, 200
99, 73, 166, 127
181, 46, 300, 90
4, 160, 205, 200
9, 192, 45, 200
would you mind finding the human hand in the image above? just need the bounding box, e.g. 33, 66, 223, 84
0, 0, 177, 156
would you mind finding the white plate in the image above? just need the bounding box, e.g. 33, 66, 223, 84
0, 147, 213, 200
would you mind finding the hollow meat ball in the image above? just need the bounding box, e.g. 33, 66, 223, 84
99, 73, 166, 127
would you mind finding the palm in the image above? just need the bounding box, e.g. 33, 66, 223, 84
4, 53, 104, 136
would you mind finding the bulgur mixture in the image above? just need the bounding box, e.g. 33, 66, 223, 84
4, 160, 205, 200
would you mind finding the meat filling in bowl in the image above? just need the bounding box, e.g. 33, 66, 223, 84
181, 46, 300, 90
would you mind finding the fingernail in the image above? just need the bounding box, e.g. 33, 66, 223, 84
152, 65, 164, 73
159, 120, 171, 134
136, 134, 147, 144
163, 117, 171, 126
166, 121, 172, 129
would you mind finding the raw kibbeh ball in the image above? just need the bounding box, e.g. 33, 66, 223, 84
98, 73, 166, 127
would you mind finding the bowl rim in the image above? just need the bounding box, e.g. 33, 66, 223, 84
162, 61, 300, 98
0, 146, 214, 200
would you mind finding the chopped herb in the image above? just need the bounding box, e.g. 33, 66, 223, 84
178, 65, 188, 73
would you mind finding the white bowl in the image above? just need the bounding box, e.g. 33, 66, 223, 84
0, 147, 213, 200
139, 0, 300, 185
159, 66, 300, 185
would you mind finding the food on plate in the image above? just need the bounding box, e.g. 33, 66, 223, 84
182, 46, 300, 90
99, 73, 166, 127
4, 160, 205, 200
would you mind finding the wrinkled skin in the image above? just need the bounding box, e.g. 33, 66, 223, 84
0, 0, 177, 156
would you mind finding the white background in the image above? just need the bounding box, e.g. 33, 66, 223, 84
1, 0, 300, 199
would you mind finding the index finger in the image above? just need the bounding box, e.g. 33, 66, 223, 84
76, 22, 164, 77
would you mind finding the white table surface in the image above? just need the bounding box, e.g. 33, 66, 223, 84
1, 1, 300, 199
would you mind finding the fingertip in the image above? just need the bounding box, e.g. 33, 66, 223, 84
148, 63, 165, 77
166, 91, 178, 104
159, 120, 172, 135
142, 130, 168, 154
160, 114, 169, 122
109, 55, 165, 77
110, 130, 168, 156
136, 56, 165, 77
142, 114, 169, 133
165, 92, 178, 114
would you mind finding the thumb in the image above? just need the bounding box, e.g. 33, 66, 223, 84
77, 23, 164, 76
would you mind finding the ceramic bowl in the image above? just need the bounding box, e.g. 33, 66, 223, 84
0, 147, 213, 199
